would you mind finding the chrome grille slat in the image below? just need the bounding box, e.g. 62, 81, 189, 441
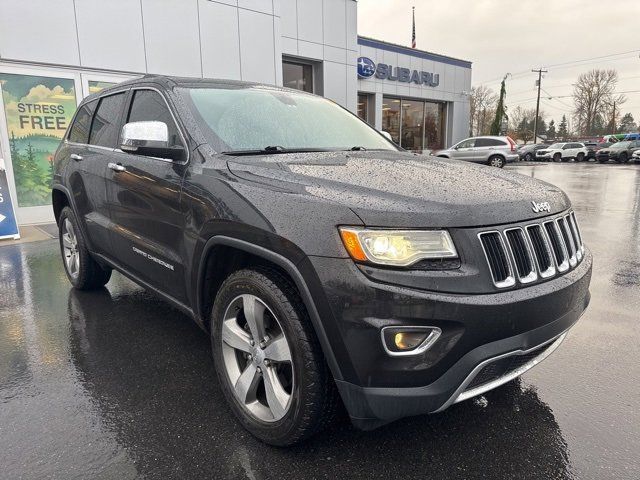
479, 210, 584, 288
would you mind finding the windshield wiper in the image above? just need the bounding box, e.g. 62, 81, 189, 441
221, 146, 333, 156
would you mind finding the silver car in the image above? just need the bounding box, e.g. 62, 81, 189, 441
432, 136, 519, 168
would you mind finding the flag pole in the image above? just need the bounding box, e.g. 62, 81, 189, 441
412, 6, 416, 49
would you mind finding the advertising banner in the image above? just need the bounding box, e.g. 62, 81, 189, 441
0, 73, 77, 208
0, 157, 20, 239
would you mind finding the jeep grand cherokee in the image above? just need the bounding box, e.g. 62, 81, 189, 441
52, 76, 592, 446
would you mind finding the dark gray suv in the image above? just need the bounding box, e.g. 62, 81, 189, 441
52, 76, 592, 445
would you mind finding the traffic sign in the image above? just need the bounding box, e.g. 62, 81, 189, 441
0, 158, 20, 240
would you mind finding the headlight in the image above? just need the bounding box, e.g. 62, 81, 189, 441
339, 227, 458, 267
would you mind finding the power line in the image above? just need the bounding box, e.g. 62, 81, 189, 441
544, 49, 640, 69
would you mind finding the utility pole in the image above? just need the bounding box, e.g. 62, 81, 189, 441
532, 68, 548, 144
611, 100, 616, 133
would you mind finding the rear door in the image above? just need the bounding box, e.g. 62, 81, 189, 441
473, 138, 507, 162
105, 87, 189, 303
64, 96, 117, 255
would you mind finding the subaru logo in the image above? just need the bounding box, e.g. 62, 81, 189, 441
531, 201, 551, 213
357, 57, 376, 78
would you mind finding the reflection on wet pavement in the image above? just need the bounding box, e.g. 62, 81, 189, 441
1, 164, 639, 479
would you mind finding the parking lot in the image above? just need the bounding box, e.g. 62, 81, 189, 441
1, 162, 639, 480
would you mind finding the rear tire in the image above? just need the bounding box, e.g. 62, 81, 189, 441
576, 152, 585, 162
211, 267, 338, 446
487, 155, 505, 168
58, 207, 112, 290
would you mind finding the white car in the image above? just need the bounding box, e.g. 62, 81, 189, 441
535, 142, 588, 162
632, 149, 640, 161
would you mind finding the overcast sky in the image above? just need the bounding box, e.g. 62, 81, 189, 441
358, 0, 640, 127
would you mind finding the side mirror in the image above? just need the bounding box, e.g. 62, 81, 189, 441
120, 121, 185, 161
380, 130, 393, 142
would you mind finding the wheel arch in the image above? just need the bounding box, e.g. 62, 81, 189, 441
52, 186, 71, 225
196, 236, 344, 381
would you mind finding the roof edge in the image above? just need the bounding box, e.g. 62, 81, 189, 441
357, 36, 472, 69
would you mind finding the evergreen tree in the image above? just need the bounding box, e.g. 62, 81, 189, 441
490, 75, 509, 135
547, 120, 556, 139
618, 113, 637, 133
558, 115, 568, 140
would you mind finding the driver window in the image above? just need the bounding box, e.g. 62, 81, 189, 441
126, 90, 182, 147
457, 139, 475, 149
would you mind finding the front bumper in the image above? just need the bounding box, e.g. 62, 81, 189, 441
305, 248, 592, 429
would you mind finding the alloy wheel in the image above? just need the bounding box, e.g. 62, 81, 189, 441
62, 218, 80, 278
221, 294, 294, 422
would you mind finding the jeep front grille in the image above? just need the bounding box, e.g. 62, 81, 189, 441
479, 211, 584, 288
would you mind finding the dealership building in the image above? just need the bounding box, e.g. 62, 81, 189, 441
0, 0, 471, 226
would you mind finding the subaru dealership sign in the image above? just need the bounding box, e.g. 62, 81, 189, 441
0, 158, 20, 240
357, 56, 440, 87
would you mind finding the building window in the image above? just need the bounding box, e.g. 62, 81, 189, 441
382, 96, 446, 152
382, 98, 401, 145
282, 61, 313, 93
357, 94, 372, 124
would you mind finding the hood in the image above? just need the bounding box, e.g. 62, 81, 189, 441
225, 150, 570, 228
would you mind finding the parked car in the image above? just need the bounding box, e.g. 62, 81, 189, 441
52, 76, 592, 446
633, 149, 640, 161
518, 143, 547, 161
432, 135, 519, 168
536, 142, 588, 162
600, 140, 640, 163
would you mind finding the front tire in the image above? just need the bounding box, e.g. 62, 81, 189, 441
58, 207, 112, 290
618, 152, 629, 163
487, 155, 505, 168
211, 267, 338, 446
524, 153, 533, 162
553, 153, 562, 162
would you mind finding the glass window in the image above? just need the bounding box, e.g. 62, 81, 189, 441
357, 94, 370, 123
127, 90, 182, 147
424, 101, 445, 150
88, 80, 116, 95
89, 93, 126, 148
401, 99, 424, 152
183, 87, 396, 152
68, 101, 97, 144
0, 73, 77, 207
456, 138, 476, 148
382, 98, 401, 145
282, 61, 313, 93
475, 138, 507, 147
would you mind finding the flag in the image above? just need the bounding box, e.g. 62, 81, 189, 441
411, 7, 416, 48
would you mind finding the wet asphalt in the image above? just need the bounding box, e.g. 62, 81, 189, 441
1, 162, 639, 480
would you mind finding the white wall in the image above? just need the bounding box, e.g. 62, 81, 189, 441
280, 0, 358, 112
357, 40, 472, 145
0, 0, 285, 86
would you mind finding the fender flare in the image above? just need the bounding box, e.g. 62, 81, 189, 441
197, 235, 344, 381
52, 184, 93, 250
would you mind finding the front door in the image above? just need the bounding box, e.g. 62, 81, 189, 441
451, 138, 477, 162
105, 88, 189, 303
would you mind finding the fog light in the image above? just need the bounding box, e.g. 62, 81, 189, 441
394, 332, 426, 350
381, 326, 442, 356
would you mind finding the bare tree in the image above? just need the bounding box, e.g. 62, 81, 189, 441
470, 86, 497, 136
572, 69, 625, 136
508, 107, 544, 144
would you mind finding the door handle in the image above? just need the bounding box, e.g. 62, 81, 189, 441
70, 154, 83, 161
108, 162, 126, 172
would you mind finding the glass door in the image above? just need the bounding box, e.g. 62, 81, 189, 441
0, 65, 81, 225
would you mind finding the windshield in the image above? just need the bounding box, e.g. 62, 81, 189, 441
181, 86, 397, 153
548, 143, 564, 149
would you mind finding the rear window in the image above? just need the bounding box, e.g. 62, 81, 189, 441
68, 101, 97, 144
89, 93, 126, 148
